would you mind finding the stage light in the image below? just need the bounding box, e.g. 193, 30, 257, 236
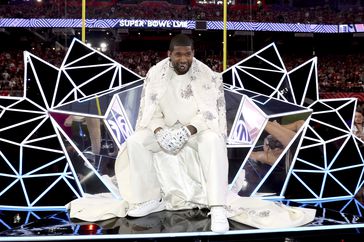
100, 42, 108, 52
257, 0, 263, 11
78, 224, 100, 235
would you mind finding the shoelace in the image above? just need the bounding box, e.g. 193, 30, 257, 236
132, 199, 163, 209
132, 200, 157, 209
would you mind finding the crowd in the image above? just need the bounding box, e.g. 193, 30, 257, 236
0, 50, 23, 96
0, 46, 66, 96
1, 47, 364, 97
0, 1, 363, 24
1, 1, 363, 96
283, 53, 364, 93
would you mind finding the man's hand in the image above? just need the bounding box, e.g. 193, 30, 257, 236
155, 128, 175, 153
155, 126, 192, 154
168, 126, 191, 153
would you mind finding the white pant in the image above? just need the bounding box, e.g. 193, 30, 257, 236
118, 128, 228, 207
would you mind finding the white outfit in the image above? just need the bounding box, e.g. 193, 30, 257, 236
119, 59, 228, 207
123, 129, 228, 206
137, 58, 227, 138
67, 58, 316, 229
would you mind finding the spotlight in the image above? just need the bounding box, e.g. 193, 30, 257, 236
78, 224, 100, 235
257, 0, 263, 11
100, 42, 108, 52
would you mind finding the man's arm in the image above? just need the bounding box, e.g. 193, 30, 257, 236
148, 104, 165, 132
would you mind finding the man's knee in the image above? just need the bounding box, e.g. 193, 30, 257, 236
125, 132, 139, 146
126, 130, 150, 145
126, 129, 160, 152
198, 130, 223, 145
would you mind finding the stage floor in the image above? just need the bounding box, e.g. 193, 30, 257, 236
0, 199, 364, 242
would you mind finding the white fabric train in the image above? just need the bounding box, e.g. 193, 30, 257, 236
67, 145, 315, 229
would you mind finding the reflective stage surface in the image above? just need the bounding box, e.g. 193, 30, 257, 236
1, 199, 364, 242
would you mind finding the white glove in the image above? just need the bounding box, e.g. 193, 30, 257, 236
168, 126, 191, 154
155, 127, 191, 154
155, 128, 175, 153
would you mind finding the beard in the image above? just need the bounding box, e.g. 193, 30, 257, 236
172, 61, 192, 75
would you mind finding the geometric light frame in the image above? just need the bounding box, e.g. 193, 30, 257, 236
0, 38, 363, 210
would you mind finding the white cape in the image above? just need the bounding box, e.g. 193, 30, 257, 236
67, 146, 316, 229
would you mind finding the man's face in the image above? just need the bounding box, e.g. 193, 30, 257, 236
168, 46, 194, 75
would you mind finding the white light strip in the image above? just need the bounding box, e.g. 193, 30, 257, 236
20, 144, 63, 154
310, 117, 351, 136
19, 176, 31, 206
232, 67, 244, 88
292, 171, 319, 198
21, 115, 50, 144
22, 172, 67, 178
23, 97, 48, 112
63, 176, 82, 199
295, 158, 325, 170
51, 118, 84, 197
0, 219, 11, 230
0, 151, 19, 176
327, 172, 353, 196
299, 61, 315, 106
64, 63, 114, 70
0, 179, 19, 197
108, 66, 119, 89
0, 173, 18, 178
224, 43, 276, 73
236, 66, 277, 90
63, 52, 95, 68
329, 164, 364, 173
5, 107, 45, 114
239, 65, 285, 73
25, 134, 59, 144
73, 65, 117, 89
30, 176, 63, 206
50, 65, 63, 109
28, 58, 50, 110
61, 69, 87, 98
0, 115, 46, 132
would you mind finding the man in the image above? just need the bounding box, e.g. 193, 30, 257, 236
117, 34, 229, 233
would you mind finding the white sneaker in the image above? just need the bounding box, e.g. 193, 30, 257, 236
127, 199, 166, 217
209, 206, 229, 233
